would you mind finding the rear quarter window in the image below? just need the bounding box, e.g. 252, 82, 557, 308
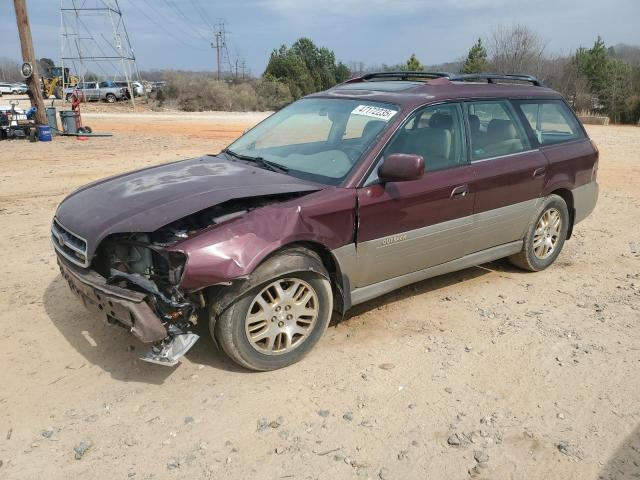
514, 100, 584, 146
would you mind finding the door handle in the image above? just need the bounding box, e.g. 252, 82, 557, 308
450, 185, 469, 198
533, 167, 546, 178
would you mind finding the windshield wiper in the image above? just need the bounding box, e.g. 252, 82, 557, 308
224, 149, 289, 174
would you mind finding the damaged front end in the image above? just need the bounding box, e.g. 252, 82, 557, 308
54, 193, 313, 366
57, 227, 201, 367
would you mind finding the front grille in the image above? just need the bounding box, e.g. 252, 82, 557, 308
51, 218, 89, 267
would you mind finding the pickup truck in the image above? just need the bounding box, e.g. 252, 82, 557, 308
64, 80, 126, 103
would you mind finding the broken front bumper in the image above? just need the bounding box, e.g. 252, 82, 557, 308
57, 257, 167, 343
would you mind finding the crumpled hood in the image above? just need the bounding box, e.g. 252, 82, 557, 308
55, 155, 321, 260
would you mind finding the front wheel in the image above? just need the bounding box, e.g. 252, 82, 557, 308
212, 248, 333, 371
509, 194, 569, 271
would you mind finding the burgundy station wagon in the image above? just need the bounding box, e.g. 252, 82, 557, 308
52, 72, 599, 370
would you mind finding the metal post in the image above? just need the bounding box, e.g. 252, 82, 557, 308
13, 0, 47, 125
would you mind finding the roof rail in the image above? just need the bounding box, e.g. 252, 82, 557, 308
448, 73, 544, 87
343, 71, 452, 83
342, 71, 544, 87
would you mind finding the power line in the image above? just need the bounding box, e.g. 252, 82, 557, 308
188, 0, 214, 31
124, 0, 206, 50
162, 0, 210, 43
136, 0, 209, 47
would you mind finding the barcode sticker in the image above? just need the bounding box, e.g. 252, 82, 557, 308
351, 105, 398, 121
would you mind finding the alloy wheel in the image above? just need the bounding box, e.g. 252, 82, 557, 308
244, 278, 319, 355
533, 208, 562, 260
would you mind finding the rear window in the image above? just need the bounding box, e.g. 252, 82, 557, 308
513, 100, 584, 146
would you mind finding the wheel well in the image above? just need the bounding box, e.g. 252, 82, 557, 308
549, 188, 575, 239
203, 241, 348, 323
291, 241, 347, 315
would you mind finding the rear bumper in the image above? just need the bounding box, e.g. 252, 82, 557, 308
573, 181, 599, 224
57, 257, 167, 343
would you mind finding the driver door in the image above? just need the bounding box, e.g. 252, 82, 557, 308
354, 103, 475, 287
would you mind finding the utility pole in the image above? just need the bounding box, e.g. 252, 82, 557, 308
13, 0, 46, 125
240, 59, 247, 81
211, 29, 223, 81
211, 21, 229, 81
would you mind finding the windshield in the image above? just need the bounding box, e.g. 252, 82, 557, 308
226, 98, 399, 185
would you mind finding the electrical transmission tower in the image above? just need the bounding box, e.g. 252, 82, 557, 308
60, 0, 141, 105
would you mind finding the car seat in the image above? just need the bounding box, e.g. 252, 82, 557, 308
484, 119, 524, 157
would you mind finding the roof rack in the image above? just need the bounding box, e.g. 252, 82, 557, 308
343, 71, 544, 87
449, 73, 544, 87
343, 71, 452, 83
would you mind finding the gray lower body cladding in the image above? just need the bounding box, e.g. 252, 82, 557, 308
572, 181, 598, 225
57, 257, 167, 342
333, 181, 598, 307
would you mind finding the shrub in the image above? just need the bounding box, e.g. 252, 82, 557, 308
159, 72, 293, 112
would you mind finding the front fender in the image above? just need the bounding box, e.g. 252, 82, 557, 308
172, 188, 357, 290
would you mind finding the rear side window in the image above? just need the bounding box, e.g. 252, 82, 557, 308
466, 100, 530, 161
514, 100, 584, 146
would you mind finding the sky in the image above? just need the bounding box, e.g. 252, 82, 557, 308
1, 0, 639, 76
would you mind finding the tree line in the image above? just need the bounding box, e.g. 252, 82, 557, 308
256, 27, 640, 123
344, 26, 640, 124
3, 25, 638, 122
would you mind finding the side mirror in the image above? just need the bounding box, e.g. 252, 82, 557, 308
378, 153, 424, 183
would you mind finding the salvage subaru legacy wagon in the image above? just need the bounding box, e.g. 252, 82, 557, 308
52, 72, 598, 370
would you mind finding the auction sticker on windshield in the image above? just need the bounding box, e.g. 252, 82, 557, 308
352, 105, 398, 121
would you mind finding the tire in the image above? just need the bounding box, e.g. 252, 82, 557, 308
105, 93, 116, 103
66, 94, 72, 102
212, 248, 333, 371
84, 126, 92, 134
509, 194, 569, 272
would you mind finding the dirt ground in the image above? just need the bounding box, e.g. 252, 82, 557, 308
0, 112, 638, 480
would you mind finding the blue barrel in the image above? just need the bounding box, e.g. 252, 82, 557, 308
37, 125, 52, 142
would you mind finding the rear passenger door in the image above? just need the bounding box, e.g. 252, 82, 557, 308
355, 103, 476, 287
465, 100, 548, 252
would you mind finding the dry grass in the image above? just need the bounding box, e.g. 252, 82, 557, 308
155, 72, 293, 112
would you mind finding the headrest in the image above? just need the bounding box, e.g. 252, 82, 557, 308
487, 119, 517, 141
406, 128, 451, 159
429, 112, 453, 129
362, 120, 385, 141
468, 114, 480, 132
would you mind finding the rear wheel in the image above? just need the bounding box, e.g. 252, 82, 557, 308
105, 93, 116, 103
509, 194, 569, 271
212, 248, 333, 371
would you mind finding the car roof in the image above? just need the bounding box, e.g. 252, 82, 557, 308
311, 72, 562, 109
